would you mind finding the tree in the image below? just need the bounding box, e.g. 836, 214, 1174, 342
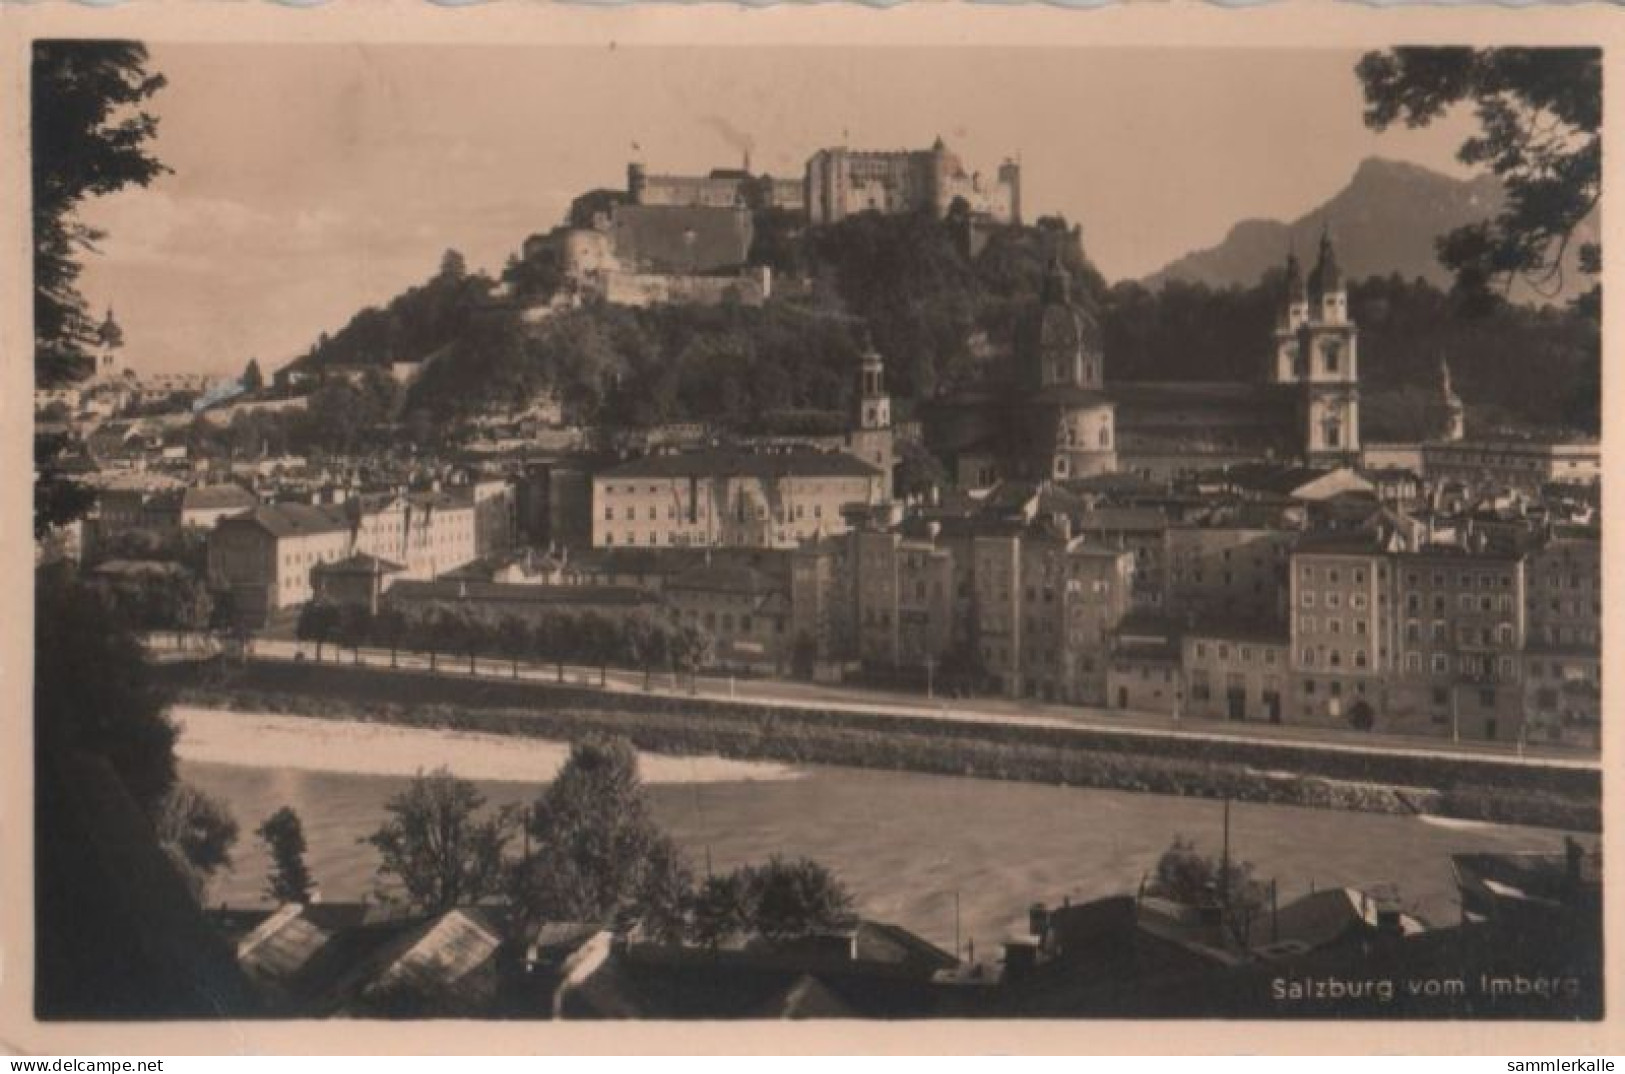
1357, 47, 1601, 307
372, 606, 408, 669
896, 439, 948, 502
33, 41, 169, 387
296, 599, 341, 662
35, 564, 178, 814
509, 737, 691, 934
34, 433, 96, 541
256, 806, 315, 905
365, 767, 515, 913
439, 248, 468, 281
496, 614, 530, 680
733, 856, 855, 944
671, 623, 714, 693
337, 603, 373, 665
241, 358, 264, 393
1149, 835, 1269, 947
152, 783, 239, 901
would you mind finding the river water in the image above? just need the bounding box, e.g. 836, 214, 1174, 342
174, 706, 1572, 953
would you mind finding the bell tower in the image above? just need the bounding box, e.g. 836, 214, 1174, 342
96, 307, 125, 380
1292, 229, 1360, 466
848, 333, 895, 501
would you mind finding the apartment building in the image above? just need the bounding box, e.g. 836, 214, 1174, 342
1388, 545, 1527, 742
592, 448, 883, 550
1165, 524, 1294, 625
1182, 624, 1291, 724
1288, 534, 1394, 728
1522, 525, 1601, 747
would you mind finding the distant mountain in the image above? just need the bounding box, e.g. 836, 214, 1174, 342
1142, 157, 1595, 304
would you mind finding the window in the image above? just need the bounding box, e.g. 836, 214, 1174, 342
1302, 648, 1316, 666
1405, 652, 1422, 673
1301, 592, 1316, 609
1431, 654, 1448, 674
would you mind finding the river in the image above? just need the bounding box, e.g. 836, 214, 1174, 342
173, 705, 1572, 953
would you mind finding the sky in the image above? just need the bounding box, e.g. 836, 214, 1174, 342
71, 44, 1477, 376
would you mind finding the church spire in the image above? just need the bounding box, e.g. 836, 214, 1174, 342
1308, 223, 1344, 300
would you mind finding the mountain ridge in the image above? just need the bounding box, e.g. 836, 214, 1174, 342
1141, 156, 1591, 304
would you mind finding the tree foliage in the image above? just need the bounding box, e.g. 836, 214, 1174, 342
1150, 834, 1268, 945
1356, 47, 1601, 308
33, 41, 169, 387
689, 855, 856, 946
34, 563, 177, 814
366, 767, 516, 913
257, 806, 315, 905
152, 782, 239, 900
1102, 270, 1599, 435
509, 737, 691, 937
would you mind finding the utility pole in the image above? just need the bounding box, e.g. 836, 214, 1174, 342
1220, 794, 1232, 914
954, 890, 962, 964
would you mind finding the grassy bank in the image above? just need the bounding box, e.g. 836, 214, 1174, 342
159, 660, 1601, 832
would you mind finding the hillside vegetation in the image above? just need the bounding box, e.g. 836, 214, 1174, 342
291, 209, 1599, 440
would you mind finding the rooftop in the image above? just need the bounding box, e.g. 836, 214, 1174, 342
602, 447, 881, 481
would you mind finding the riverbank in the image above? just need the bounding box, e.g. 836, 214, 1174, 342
158, 660, 1601, 832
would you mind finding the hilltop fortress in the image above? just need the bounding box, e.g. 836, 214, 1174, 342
520, 137, 1020, 311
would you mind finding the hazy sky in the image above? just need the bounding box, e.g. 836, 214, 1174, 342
72, 44, 1476, 375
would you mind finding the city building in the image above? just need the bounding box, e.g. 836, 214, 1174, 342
1164, 524, 1294, 625
1389, 542, 1529, 742
1521, 524, 1601, 747
209, 504, 355, 622
1181, 623, 1291, 723
1287, 533, 1395, 728
1422, 437, 1601, 493
665, 561, 792, 674
591, 447, 883, 550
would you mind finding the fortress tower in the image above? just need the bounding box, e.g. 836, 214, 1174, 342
1269, 230, 1360, 466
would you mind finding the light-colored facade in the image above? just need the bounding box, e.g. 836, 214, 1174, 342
1422, 438, 1601, 492
1288, 539, 1393, 727
1269, 232, 1360, 466
592, 449, 882, 550
1182, 628, 1291, 724
804, 139, 1020, 227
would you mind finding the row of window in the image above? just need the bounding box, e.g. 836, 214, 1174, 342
1300, 590, 1369, 611
1191, 642, 1282, 667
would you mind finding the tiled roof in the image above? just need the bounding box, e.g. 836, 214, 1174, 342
385, 580, 660, 608
666, 562, 782, 596
312, 552, 406, 574
223, 503, 351, 538
602, 448, 880, 481
181, 483, 258, 512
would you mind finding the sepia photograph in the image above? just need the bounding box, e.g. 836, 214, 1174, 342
12, 10, 1610, 1042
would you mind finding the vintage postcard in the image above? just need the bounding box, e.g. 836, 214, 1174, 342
1, 0, 1620, 1056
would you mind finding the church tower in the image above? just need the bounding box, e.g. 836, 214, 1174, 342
96, 307, 125, 380
1028, 256, 1116, 480
1272, 230, 1359, 466
848, 334, 895, 500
